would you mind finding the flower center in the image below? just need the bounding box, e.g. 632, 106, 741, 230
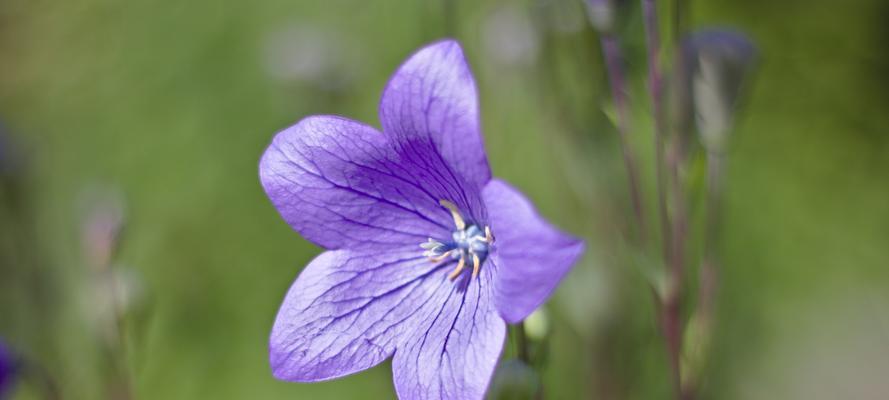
420, 200, 493, 280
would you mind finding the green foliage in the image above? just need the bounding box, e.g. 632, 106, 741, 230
0, 0, 886, 399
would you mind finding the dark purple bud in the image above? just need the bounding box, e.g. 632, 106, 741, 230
683, 29, 757, 152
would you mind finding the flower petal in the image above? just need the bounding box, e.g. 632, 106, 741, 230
392, 268, 506, 400
260, 115, 483, 250
483, 179, 585, 323
270, 247, 453, 382
379, 40, 492, 198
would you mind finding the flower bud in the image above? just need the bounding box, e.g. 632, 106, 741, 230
83, 266, 145, 345
79, 185, 126, 270
583, 0, 616, 33
685, 29, 756, 153
524, 308, 549, 341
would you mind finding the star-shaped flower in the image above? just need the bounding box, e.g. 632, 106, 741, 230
259, 39, 584, 400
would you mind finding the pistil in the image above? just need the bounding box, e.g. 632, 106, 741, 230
420, 200, 493, 281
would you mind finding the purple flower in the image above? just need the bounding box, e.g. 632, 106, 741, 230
259, 39, 584, 399
0, 340, 14, 398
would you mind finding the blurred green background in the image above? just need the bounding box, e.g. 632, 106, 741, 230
1, 0, 887, 399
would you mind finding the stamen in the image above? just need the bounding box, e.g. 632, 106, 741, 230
428, 250, 453, 263
423, 200, 491, 282
419, 238, 439, 250
439, 199, 466, 230
448, 257, 465, 280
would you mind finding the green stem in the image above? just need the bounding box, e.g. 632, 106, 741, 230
516, 322, 530, 364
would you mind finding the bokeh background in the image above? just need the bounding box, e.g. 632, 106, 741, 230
1, 0, 888, 399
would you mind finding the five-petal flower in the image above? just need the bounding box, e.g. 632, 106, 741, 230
259, 39, 584, 400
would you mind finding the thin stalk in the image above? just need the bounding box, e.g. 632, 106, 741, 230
700, 152, 724, 319
641, 0, 683, 397
665, 141, 689, 400
685, 152, 724, 399
515, 321, 530, 364
600, 34, 647, 242
94, 215, 132, 400
672, 0, 689, 45
642, 0, 672, 263
108, 267, 134, 400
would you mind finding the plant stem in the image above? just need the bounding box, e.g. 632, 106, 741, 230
685, 152, 724, 399
516, 321, 530, 364
672, 0, 689, 45
666, 140, 689, 400
641, 0, 685, 398
641, 0, 672, 265
108, 267, 134, 400
700, 152, 724, 319
600, 34, 647, 242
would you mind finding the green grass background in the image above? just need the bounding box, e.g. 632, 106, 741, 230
0, 0, 887, 398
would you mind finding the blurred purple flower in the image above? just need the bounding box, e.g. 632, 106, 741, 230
0, 340, 14, 398
259, 40, 584, 399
